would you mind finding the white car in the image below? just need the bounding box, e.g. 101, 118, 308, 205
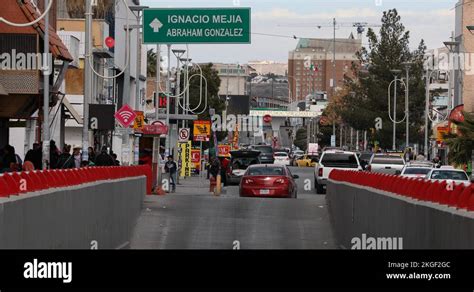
399, 162, 433, 178
367, 154, 405, 175
425, 168, 472, 187
274, 152, 290, 166
314, 150, 363, 194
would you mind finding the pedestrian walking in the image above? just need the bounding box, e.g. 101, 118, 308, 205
164, 155, 177, 193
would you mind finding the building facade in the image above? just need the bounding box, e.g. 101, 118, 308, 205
288, 36, 361, 101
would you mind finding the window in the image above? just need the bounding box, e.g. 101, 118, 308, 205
247, 166, 285, 176
321, 153, 359, 168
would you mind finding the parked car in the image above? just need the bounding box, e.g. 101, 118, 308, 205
226, 150, 261, 185
250, 145, 274, 164
274, 152, 291, 166
367, 154, 405, 175
240, 165, 298, 198
425, 168, 472, 186
314, 150, 362, 194
296, 154, 318, 167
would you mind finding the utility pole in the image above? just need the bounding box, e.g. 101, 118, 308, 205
404, 64, 410, 149
82, 0, 92, 164
134, 11, 142, 165
332, 18, 336, 140
424, 69, 431, 158
166, 44, 171, 156
153, 44, 162, 191
393, 76, 397, 151
42, 0, 51, 169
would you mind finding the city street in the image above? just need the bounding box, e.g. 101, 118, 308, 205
130, 167, 336, 249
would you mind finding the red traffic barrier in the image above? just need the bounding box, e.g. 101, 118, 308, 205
447, 184, 465, 207
3, 173, 19, 195
0, 176, 13, 197
457, 185, 473, 210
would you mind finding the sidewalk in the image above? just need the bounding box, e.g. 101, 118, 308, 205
161, 174, 218, 196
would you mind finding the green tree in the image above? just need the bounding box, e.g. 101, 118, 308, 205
444, 112, 474, 166
327, 9, 427, 150
294, 128, 308, 151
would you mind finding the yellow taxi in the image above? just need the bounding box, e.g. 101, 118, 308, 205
296, 154, 319, 167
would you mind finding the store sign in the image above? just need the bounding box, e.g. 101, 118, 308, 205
193, 120, 211, 142
218, 144, 231, 157
179, 141, 192, 177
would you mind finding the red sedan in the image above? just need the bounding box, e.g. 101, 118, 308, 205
239, 165, 299, 198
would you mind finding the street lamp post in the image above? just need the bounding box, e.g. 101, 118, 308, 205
390, 69, 402, 151
443, 40, 460, 112
401, 62, 412, 149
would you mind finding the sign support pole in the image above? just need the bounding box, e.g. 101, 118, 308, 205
153, 44, 162, 192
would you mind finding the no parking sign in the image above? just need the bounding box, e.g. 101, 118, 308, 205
178, 128, 190, 142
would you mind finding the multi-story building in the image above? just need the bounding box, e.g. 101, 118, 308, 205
454, 0, 474, 113
212, 63, 251, 96
247, 60, 288, 76
288, 36, 361, 101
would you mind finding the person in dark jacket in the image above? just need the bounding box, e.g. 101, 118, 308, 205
94, 146, 115, 166
24, 143, 42, 170
49, 140, 59, 169
56, 145, 75, 169
164, 155, 177, 192
88, 147, 96, 164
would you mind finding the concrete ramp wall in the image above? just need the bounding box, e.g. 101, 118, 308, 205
327, 170, 474, 249
0, 166, 150, 249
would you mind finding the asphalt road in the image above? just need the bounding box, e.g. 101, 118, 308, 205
130, 166, 336, 249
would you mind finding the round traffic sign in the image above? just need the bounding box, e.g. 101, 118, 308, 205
263, 114, 272, 123
179, 128, 190, 141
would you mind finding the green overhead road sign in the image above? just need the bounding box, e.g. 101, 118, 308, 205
143, 8, 251, 44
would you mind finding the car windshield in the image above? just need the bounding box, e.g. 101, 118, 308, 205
321, 153, 359, 168
359, 153, 373, 161
403, 168, 432, 175
253, 146, 273, 153
231, 158, 259, 170
430, 170, 469, 181
372, 156, 405, 165
247, 166, 286, 176
274, 152, 287, 157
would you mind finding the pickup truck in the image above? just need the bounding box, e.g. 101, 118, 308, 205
314, 150, 363, 194
367, 154, 405, 175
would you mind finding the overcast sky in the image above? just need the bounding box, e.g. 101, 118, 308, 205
140, 0, 458, 64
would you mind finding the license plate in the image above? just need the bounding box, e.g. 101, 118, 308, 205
260, 189, 270, 195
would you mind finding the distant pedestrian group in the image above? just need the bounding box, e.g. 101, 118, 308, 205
0, 141, 120, 173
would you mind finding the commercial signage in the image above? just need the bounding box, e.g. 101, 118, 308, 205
133, 111, 145, 130
193, 120, 211, 142
180, 141, 192, 177
437, 126, 449, 142
191, 148, 201, 170
143, 8, 251, 44
89, 104, 115, 130
141, 121, 168, 136
115, 104, 136, 128
218, 144, 231, 157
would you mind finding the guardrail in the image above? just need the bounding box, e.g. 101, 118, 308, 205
327, 170, 474, 249
0, 166, 152, 249
0, 165, 153, 197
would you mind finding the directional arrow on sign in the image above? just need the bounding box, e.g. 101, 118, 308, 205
150, 18, 163, 33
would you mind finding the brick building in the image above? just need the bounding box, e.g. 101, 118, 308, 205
288, 36, 361, 101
